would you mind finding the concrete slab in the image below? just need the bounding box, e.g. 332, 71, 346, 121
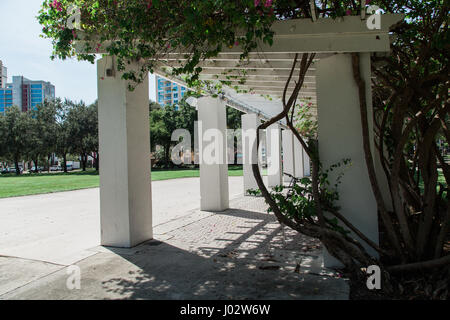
0, 197, 349, 300
0, 188, 100, 266
0, 257, 63, 296
0, 176, 244, 266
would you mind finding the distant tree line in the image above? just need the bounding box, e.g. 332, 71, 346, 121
0, 97, 243, 174
0, 99, 98, 175
149, 98, 243, 168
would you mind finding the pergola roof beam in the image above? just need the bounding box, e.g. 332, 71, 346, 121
160, 60, 318, 70
161, 53, 328, 62
215, 81, 316, 89
197, 69, 316, 77
198, 74, 316, 82
238, 86, 316, 93
217, 15, 403, 54
74, 15, 402, 118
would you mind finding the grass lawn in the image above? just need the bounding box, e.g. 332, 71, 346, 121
0, 167, 244, 199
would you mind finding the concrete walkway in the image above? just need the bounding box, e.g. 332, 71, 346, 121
0, 176, 349, 299
0, 176, 244, 266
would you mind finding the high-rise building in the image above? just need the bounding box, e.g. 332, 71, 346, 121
0, 76, 55, 113
0, 60, 7, 88
0, 86, 13, 114
156, 76, 187, 107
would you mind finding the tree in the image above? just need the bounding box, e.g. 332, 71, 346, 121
149, 98, 197, 167
370, 0, 449, 264
0, 112, 8, 166
87, 101, 99, 171
149, 100, 161, 112
227, 106, 244, 165
55, 100, 71, 173
1, 106, 33, 175
176, 100, 197, 144
29, 99, 59, 172
65, 100, 98, 171
227, 107, 243, 130
149, 104, 179, 167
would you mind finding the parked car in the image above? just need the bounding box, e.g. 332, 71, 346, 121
1, 167, 11, 174
30, 166, 44, 173
1, 167, 23, 174
50, 165, 62, 172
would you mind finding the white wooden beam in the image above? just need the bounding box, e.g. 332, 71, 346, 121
197, 69, 316, 77
221, 15, 403, 54
161, 60, 318, 70
361, 0, 367, 20
161, 53, 322, 62
198, 74, 316, 83
75, 15, 403, 55
237, 86, 316, 93
217, 81, 316, 88
250, 90, 317, 97
309, 0, 317, 22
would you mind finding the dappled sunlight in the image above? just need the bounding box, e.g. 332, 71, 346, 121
99, 197, 348, 300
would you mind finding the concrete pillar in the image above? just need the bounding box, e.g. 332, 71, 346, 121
293, 137, 304, 178
316, 53, 379, 267
97, 57, 153, 247
266, 123, 283, 187
242, 113, 261, 194
198, 96, 229, 211
282, 129, 295, 183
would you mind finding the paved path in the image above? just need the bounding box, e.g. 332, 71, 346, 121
0, 175, 349, 299
0, 176, 244, 266
0, 197, 348, 300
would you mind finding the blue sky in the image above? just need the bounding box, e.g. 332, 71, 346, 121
0, 1, 156, 104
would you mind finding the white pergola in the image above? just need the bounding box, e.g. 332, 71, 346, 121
79, 14, 402, 267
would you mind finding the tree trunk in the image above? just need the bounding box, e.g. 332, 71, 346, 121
164, 144, 171, 168
63, 154, 67, 173
81, 154, 87, 171
94, 153, 99, 171
34, 158, 39, 173
14, 156, 20, 176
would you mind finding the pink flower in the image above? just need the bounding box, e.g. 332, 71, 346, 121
254, 0, 261, 7
234, 40, 239, 46
51, 0, 63, 12
346, 9, 352, 16
264, 0, 273, 8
